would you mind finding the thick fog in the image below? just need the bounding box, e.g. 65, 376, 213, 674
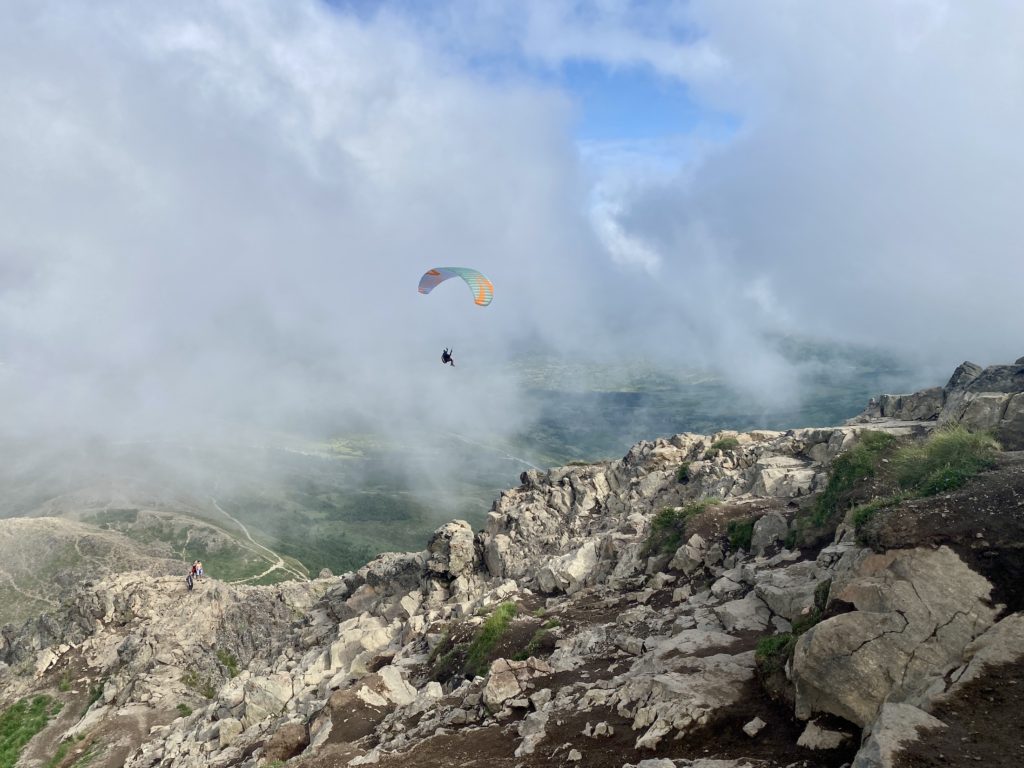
1, 0, 1021, 446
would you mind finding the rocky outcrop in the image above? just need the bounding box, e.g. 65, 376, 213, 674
792, 546, 998, 727
4, 358, 1024, 768
853, 358, 1024, 449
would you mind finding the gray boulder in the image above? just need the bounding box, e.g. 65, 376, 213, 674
945, 361, 983, 390
852, 702, 944, 768
426, 521, 478, 579
750, 511, 788, 556
792, 546, 997, 727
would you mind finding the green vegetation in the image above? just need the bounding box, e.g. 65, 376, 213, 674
513, 627, 554, 661
44, 739, 73, 768
0, 695, 63, 768
58, 669, 71, 692
216, 649, 240, 678
180, 671, 216, 700
892, 425, 999, 496
82, 682, 104, 716
67, 740, 101, 768
675, 463, 690, 483
430, 601, 523, 681
850, 495, 903, 541
567, 460, 590, 467
727, 518, 755, 551
704, 437, 740, 459
813, 431, 898, 526
176, 703, 192, 718
464, 602, 518, 677
645, 499, 718, 556
811, 426, 1000, 546
756, 577, 831, 680
755, 633, 795, 675
82, 508, 139, 527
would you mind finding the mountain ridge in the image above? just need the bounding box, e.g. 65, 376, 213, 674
2, 357, 1023, 767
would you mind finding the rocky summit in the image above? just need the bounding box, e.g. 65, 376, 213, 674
3, 358, 1024, 768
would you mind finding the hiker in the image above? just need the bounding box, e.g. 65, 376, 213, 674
196, 561, 204, 580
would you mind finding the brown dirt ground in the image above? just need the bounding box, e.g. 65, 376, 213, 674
324, 676, 858, 768
896, 656, 1024, 768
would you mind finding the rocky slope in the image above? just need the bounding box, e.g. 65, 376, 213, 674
2, 358, 1024, 768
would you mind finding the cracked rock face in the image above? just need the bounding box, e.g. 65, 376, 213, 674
792, 546, 998, 727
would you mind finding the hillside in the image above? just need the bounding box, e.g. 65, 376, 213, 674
1, 357, 1022, 767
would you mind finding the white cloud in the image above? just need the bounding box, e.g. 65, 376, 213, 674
0, 0, 598, 438
2, 0, 1021, 444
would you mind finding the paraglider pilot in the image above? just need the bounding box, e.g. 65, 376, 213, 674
441, 348, 455, 367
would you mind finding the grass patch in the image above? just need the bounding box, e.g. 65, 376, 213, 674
756, 587, 827, 681
44, 739, 73, 768
176, 703, 192, 718
812, 430, 898, 526
727, 518, 755, 551
58, 670, 71, 693
704, 437, 740, 459
566, 460, 590, 467
431, 602, 523, 681
850, 495, 905, 544
676, 464, 690, 483
81, 682, 104, 717
0, 695, 63, 768
68, 741, 102, 768
645, 499, 718, 556
180, 671, 216, 700
216, 649, 239, 678
816, 426, 1000, 547
464, 602, 518, 677
755, 633, 795, 675
893, 425, 999, 496
513, 628, 555, 661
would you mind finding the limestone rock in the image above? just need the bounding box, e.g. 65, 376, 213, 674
515, 709, 549, 756
714, 593, 770, 632
797, 719, 851, 749
878, 388, 943, 420
217, 718, 243, 749
536, 540, 598, 595
852, 702, 944, 768
750, 511, 788, 556
669, 534, 707, 575
946, 612, 1024, 691
482, 658, 553, 710
742, 717, 765, 737
754, 561, 825, 621
945, 361, 983, 390
793, 547, 998, 727
612, 652, 755, 748
426, 521, 477, 578
243, 672, 293, 725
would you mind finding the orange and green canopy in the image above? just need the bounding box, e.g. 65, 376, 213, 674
417, 267, 493, 307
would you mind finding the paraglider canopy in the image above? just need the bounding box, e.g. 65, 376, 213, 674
418, 267, 493, 307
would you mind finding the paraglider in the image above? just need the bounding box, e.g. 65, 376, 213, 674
419, 267, 492, 366
417, 267, 493, 307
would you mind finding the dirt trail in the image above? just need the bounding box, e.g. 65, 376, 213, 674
209, 497, 308, 583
